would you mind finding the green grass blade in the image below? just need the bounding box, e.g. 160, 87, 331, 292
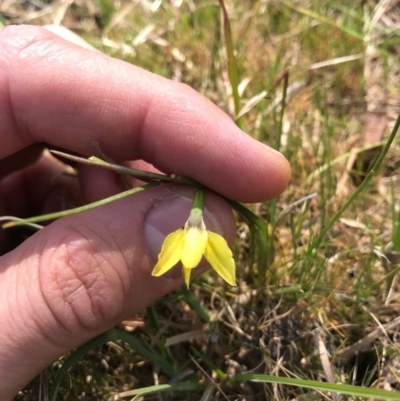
227, 200, 269, 282
116, 329, 176, 375
304, 139, 397, 185
228, 200, 267, 239
283, 2, 363, 41
181, 285, 210, 323
311, 113, 400, 251
391, 179, 400, 252
233, 373, 400, 400
190, 347, 226, 380
117, 381, 203, 398
50, 329, 175, 401
218, 0, 243, 130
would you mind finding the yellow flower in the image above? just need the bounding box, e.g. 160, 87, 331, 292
151, 190, 236, 288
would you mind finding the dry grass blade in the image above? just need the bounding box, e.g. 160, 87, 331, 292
312, 328, 340, 401
236, 90, 268, 119
165, 330, 206, 347
308, 54, 363, 70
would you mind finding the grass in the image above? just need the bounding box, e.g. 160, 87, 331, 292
2, 0, 400, 400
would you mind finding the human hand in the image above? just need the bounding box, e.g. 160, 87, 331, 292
0, 25, 290, 399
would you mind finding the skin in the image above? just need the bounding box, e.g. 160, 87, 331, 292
0, 25, 291, 399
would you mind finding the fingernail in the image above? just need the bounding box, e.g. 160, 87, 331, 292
144, 195, 222, 277
144, 196, 191, 265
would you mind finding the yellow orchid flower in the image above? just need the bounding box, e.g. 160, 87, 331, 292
151, 190, 236, 288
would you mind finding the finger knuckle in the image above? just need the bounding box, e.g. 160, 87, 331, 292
38, 224, 129, 332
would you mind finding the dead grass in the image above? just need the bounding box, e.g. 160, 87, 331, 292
3, 0, 400, 400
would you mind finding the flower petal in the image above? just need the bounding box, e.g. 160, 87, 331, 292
182, 266, 192, 288
204, 231, 236, 286
181, 226, 208, 268
152, 230, 184, 277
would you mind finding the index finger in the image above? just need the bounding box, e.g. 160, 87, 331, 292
0, 25, 290, 202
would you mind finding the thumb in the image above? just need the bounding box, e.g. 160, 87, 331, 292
0, 184, 235, 399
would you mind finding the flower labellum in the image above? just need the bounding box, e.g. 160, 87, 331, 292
151, 190, 236, 287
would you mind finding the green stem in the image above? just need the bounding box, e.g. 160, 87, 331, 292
191, 189, 205, 210
3, 183, 160, 228
51, 150, 199, 186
